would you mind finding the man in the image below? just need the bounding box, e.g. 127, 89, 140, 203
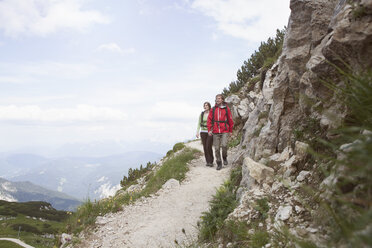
207, 94, 234, 170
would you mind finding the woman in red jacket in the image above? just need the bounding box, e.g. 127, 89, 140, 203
207, 94, 234, 170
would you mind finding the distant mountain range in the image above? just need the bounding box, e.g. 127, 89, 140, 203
3, 140, 171, 158
0, 151, 162, 201
0, 177, 81, 211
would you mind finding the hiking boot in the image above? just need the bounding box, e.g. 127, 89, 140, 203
216, 161, 222, 170
208, 163, 214, 167
223, 159, 228, 165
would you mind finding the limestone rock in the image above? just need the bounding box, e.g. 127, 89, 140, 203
239, 159, 256, 196
295, 141, 309, 159
297, 171, 311, 182
243, 157, 274, 184
225, 94, 240, 105
126, 184, 142, 194
275, 205, 293, 221
279, 147, 293, 162
237, 98, 250, 120
267, 147, 293, 167
162, 178, 180, 190
282, 155, 298, 177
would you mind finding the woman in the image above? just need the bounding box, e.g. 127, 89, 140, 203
196, 102, 214, 167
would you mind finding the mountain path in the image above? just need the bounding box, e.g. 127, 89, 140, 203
77, 140, 230, 248
0, 238, 35, 248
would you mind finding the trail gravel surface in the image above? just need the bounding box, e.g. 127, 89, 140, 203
78, 140, 230, 248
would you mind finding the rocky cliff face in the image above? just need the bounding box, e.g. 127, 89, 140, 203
230, 0, 371, 161
225, 0, 372, 246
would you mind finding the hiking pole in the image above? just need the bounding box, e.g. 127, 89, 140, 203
18, 226, 21, 239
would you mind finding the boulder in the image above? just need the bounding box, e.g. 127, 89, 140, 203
243, 157, 274, 184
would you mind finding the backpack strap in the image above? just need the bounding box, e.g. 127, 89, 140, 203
211, 107, 216, 129
225, 107, 230, 131
212, 106, 231, 131
200, 111, 207, 128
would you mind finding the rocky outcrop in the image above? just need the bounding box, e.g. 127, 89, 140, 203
227, 0, 372, 246
225, 0, 372, 162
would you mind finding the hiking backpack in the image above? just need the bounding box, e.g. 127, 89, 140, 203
211, 105, 231, 131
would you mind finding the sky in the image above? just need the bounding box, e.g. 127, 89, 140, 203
0, 0, 290, 157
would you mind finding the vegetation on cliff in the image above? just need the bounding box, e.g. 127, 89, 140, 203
222, 28, 286, 96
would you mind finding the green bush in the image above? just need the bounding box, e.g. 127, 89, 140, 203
142, 147, 197, 196
250, 230, 270, 248
217, 220, 250, 246
120, 161, 155, 188
198, 166, 242, 241
254, 197, 269, 220
199, 180, 238, 241
166, 142, 186, 157
223, 28, 286, 96
228, 133, 242, 148
173, 142, 185, 152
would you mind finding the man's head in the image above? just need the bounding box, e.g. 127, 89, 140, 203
215, 94, 224, 105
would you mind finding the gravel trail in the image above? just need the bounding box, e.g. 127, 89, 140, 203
0, 238, 35, 248
77, 140, 230, 248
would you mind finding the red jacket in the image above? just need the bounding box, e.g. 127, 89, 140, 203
207, 104, 234, 134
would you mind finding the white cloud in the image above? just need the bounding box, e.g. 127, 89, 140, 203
0, 61, 98, 84
97, 43, 136, 55
0, 104, 127, 123
211, 32, 218, 41
147, 101, 200, 121
0, 95, 75, 105
0, 0, 109, 37
85, 163, 101, 168
192, 0, 290, 42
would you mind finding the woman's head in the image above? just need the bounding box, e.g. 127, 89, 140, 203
203, 102, 211, 110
